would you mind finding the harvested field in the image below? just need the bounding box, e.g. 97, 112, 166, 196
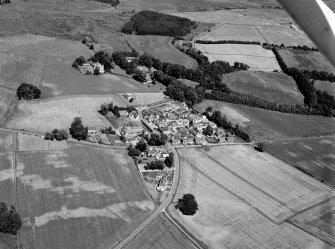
0, 143, 154, 249
314, 81, 335, 96
265, 137, 335, 188
6, 95, 127, 134
279, 49, 335, 74
126, 35, 197, 69
40, 56, 156, 98
195, 44, 281, 71
168, 146, 333, 249
194, 100, 335, 141
170, 10, 243, 23
18, 133, 69, 151
258, 26, 314, 46
222, 71, 304, 104
0, 87, 16, 126
124, 213, 197, 249
291, 197, 335, 246
199, 24, 265, 42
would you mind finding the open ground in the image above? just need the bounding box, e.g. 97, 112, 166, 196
195, 43, 281, 71
0, 136, 155, 249
168, 145, 334, 249
279, 49, 335, 74
194, 100, 335, 141
222, 71, 304, 104
123, 213, 197, 249
265, 137, 335, 188
126, 35, 198, 69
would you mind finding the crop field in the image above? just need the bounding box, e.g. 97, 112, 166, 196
124, 213, 197, 249
126, 35, 198, 69
291, 197, 335, 246
40, 56, 156, 98
314, 81, 335, 95
265, 137, 335, 188
18, 133, 69, 151
194, 100, 335, 141
199, 24, 265, 42
0, 87, 16, 126
0, 142, 155, 249
195, 44, 281, 71
222, 71, 304, 105
279, 49, 335, 74
5, 96, 127, 134
257, 26, 315, 46
168, 146, 333, 249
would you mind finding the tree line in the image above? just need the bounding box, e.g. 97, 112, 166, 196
196, 40, 261, 45
121, 11, 196, 36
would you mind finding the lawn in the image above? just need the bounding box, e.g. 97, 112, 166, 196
0, 142, 155, 249
194, 100, 335, 141
126, 35, 198, 69
265, 137, 335, 188
123, 213, 197, 249
168, 146, 333, 249
279, 49, 335, 74
222, 71, 304, 105
40, 56, 156, 99
195, 43, 281, 71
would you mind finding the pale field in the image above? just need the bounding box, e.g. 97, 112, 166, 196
0, 87, 16, 125
291, 197, 335, 246
0, 142, 155, 249
5, 96, 125, 134
131, 93, 166, 105
199, 24, 265, 42
195, 43, 281, 71
170, 10, 243, 23
17, 133, 69, 151
168, 146, 333, 249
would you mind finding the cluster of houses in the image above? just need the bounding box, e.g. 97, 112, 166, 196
142, 102, 235, 146
136, 146, 171, 169
80, 61, 105, 75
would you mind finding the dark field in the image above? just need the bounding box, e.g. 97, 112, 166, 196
194, 100, 335, 141
40, 56, 156, 98
265, 137, 335, 187
124, 213, 197, 249
222, 71, 304, 105
0, 141, 155, 249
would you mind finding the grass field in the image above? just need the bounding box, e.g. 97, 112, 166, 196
265, 137, 335, 188
279, 49, 335, 74
0, 6, 27, 36
0, 140, 155, 249
194, 100, 335, 141
195, 44, 281, 71
314, 81, 335, 95
222, 71, 304, 104
168, 146, 333, 249
291, 197, 335, 246
126, 35, 198, 69
18, 133, 69, 151
200, 24, 265, 42
124, 213, 197, 249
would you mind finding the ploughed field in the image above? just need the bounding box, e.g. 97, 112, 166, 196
0, 131, 155, 249
168, 145, 334, 249
265, 137, 335, 188
194, 100, 335, 141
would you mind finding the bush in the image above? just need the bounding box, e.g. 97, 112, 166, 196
175, 194, 198, 216
0, 202, 22, 235
69, 117, 88, 141
16, 83, 41, 100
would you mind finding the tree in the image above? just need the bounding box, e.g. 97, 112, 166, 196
133, 69, 147, 82
74, 56, 86, 66
0, 202, 22, 235
94, 67, 100, 75
164, 153, 174, 168
203, 125, 214, 136
135, 140, 147, 152
146, 160, 164, 170
16, 83, 41, 100
69, 117, 88, 141
89, 44, 94, 50
58, 129, 69, 140
127, 144, 141, 157
82, 39, 86, 44
138, 54, 153, 68
175, 194, 198, 216
205, 106, 213, 115
44, 132, 52, 140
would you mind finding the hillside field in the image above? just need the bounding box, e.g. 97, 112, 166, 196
314, 81, 335, 95
222, 71, 304, 105
126, 35, 198, 69
124, 213, 197, 249
195, 44, 281, 71
168, 146, 333, 249
265, 137, 335, 188
278, 49, 335, 74
0, 139, 155, 249
194, 100, 335, 141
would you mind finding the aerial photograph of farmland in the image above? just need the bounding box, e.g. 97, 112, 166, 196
0, 0, 334, 249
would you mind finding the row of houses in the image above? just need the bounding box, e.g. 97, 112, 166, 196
142, 101, 235, 145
